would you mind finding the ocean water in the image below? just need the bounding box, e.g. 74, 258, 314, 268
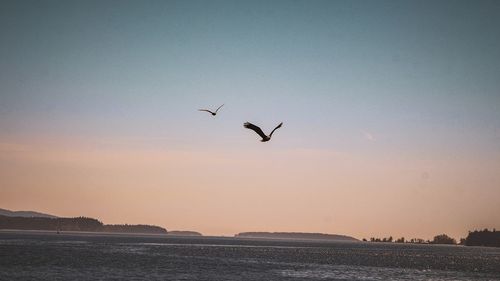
1, 231, 499, 281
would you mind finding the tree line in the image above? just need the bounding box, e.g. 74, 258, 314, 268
0, 215, 167, 234
362, 229, 499, 247
464, 229, 500, 247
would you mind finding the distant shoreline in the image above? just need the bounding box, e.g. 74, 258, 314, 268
0, 229, 170, 237
0, 228, 358, 243
0, 214, 167, 234
235, 232, 359, 242
0, 229, 357, 243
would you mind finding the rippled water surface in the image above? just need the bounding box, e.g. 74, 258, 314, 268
1, 231, 499, 280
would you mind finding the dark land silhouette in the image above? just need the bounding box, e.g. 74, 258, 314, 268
367, 236, 395, 243
0, 208, 58, 219
465, 229, 500, 247
364, 231, 500, 248
167, 231, 203, 236
431, 234, 456, 245
365, 235, 455, 245
0, 215, 167, 234
235, 232, 358, 241
2, 208, 499, 246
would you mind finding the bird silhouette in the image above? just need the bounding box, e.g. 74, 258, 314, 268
198, 104, 224, 116
244, 122, 283, 142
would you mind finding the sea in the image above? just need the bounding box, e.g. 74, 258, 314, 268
1, 231, 499, 281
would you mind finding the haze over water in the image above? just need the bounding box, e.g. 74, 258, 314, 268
1, 0, 500, 240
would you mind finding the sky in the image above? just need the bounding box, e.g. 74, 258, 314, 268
1, 0, 500, 239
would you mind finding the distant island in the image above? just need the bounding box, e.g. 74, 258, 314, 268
365, 234, 457, 244
0, 208, 58, 219
167, 231, 203, 236
363, 229, 500, 248
465, 229, 500, 247
0, 214, 167, 234
0, 208, 207, 236
3, 208, 498, 247
235, 232, 358, 242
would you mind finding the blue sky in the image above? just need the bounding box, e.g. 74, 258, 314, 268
2, 0, 499, 144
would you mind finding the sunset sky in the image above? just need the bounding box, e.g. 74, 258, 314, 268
1, 0, 500, 239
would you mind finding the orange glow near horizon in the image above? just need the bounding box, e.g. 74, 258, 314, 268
1, 136, 499, 240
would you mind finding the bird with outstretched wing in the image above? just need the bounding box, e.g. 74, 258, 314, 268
244, 122, 283, 142
198, 104, 224, 116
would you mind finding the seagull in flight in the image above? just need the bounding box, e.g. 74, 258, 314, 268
198, 104, 224, 116
244, 122, 283, 142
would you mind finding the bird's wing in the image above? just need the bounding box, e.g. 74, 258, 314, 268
198, 109, 214, 114
269, 122, 283, 137
244, 122, 268, 139
215, 104, 224, 113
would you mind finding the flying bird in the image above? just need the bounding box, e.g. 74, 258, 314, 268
198, 104, 224, 116
244, 122, 283, 142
